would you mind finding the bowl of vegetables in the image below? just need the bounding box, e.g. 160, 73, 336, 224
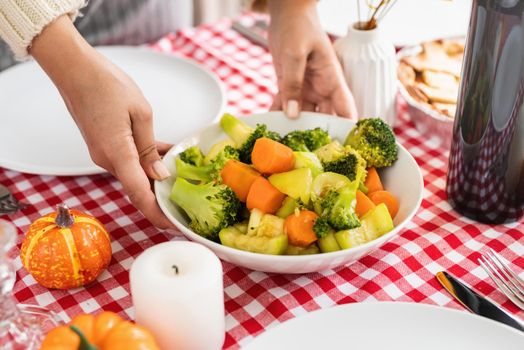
155, 112, 423, 274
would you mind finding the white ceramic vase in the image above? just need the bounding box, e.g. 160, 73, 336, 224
334, 23, 398, 125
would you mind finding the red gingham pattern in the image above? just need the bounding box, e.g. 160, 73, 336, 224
2, 14, 523, 349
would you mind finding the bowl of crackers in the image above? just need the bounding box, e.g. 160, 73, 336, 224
397, 38, 464, 147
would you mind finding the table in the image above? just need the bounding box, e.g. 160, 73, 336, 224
2, 14, 523, 349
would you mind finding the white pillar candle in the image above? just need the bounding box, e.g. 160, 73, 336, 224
130, 241, 225, 350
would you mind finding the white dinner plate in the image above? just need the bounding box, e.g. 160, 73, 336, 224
0, 46, 225, 176
245, 302, 524, 350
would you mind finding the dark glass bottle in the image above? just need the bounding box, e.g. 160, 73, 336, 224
446, 0, 524, 223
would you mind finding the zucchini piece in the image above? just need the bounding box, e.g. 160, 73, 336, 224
219, 225, 288, 255
312, 172, 352, 198
276, 197, 298, 219
361, 203, 394, 241
234, 234, 288, 255
335, 203, 394, 249
317, 231, 341, 253
335, 226, 367, 249
219, 226, 242, 248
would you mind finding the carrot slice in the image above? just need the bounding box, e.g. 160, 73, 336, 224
355, 190, 376, 218
220, 159, 261, 202
365, 167, 384, 194
252, 137, 295, 174
284, 210, 318, 247
247, 177, 286, 214
368, 190, 399, 219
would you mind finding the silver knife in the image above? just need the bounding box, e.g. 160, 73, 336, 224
436, 271, 524, 332
231, 21, 268, 47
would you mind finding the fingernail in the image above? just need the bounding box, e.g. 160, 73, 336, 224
286, 100, 299, 119
153, 160, 171, 180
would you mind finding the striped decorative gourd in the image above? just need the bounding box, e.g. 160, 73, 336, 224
21, 204, 111, 289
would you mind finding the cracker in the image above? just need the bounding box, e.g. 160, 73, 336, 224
416, 82, 458, 104
398, 38, 465, 118
398, 61, 416, 86
404, 54, 462, 77
422, 70, 458, 91
441, 38, 465, 56
406, 85, 429, 103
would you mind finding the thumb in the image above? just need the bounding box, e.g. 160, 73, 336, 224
132, 106, 171, 181
279, 53, 307, 119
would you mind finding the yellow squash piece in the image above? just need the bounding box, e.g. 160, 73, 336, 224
268, 168, 313, 204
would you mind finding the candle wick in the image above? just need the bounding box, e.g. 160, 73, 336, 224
172, 265, 179, 275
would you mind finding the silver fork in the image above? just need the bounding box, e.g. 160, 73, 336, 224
478, 248, 524, 310
0, 184, 27, 215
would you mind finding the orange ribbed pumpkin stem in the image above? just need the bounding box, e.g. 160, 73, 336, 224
55, 204, 74, 228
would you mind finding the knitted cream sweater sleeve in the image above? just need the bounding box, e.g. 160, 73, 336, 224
0, 0, 86, 59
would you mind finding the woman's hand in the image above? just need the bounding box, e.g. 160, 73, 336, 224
31, 16, 174, 229
267, 0, 357, 119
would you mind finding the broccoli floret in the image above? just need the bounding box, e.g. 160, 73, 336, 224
351, 148, 368, 185
314, 142, 367, 182
316, 187, 360, 231
170, 178, 241, 240
219, 145, 240, 161
281, 131, 309, 152
323, 153, 359, 181
220, 113, 281, 163
176, 145, 239, 183
266, 130, 282, 143
313, 216, 331, 238
358, 181, 369, 194
281, 128, 331, 152
213, 145, 239, 170
176, 158, 213, 183
179, 146, 205, 166
344, 118, 398, 168
204, 139, 236, 164
295, 198, 313, 211
304, 127, 332, 151
212, 145, 239, 181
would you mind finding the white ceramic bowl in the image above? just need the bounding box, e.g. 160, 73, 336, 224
155, 112, 423, 274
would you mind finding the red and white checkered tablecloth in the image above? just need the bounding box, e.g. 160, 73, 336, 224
2, 14, 523, 349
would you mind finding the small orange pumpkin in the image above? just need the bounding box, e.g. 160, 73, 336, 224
39, 311, 160, 350
21, 204, 111, 289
